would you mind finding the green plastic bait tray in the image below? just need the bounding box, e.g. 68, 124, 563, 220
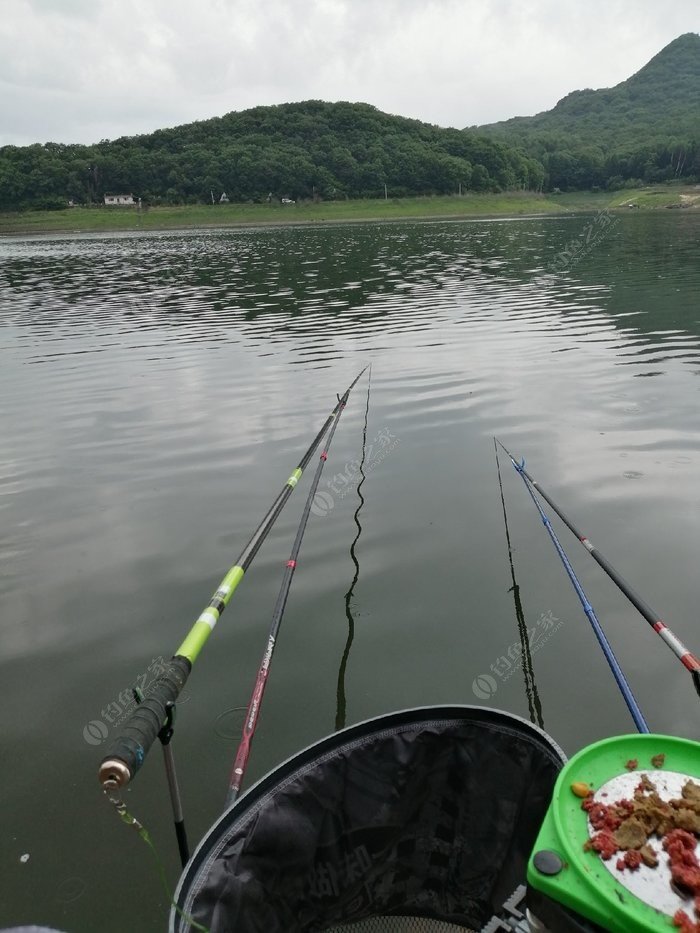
528, 733, 700, 932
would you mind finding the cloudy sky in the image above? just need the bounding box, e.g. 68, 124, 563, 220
1, 0, 698, 147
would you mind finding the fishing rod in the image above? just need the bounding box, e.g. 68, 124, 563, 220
496, 439, 649, 733
98, 366, 367, 792
494, 439, 543, 728
497, 439, 700, 699
226, 373, 358, 805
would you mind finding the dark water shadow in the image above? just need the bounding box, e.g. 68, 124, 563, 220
335, 368, 371, 731
494, 439, 544, 728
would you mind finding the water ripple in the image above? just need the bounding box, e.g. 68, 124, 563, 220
2, 212, 700, 930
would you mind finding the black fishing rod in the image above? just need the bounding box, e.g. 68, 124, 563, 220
226, 372, 359, 805
496, 440, 700, 699
494, 439, 543, 728
98, 366, 368, 792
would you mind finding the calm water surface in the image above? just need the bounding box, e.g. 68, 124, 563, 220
1, 212, 700, 931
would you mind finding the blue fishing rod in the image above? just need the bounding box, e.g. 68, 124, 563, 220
496, 439, 649, 733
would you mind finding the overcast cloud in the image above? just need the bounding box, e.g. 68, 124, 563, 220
1, 0, 698, 147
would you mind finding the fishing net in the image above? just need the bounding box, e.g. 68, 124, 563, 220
171, 706, 565, 933
328, 919, 472, 931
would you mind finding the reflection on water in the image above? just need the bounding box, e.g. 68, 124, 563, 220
336, 367, 371, 732
2, 214, 699, 373
494, 439, 544, 729
2, 212, 700, 932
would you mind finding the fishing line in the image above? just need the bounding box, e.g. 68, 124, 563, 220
102, 782, 209, 933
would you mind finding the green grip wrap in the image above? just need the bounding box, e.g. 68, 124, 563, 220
99, 655, 191, 783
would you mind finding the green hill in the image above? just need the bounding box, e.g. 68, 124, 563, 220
2, 34, 698, 210
0, 101, 544, 212
478, 33, 700, 189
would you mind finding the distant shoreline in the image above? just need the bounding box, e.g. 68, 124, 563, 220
1, 187, 697, 237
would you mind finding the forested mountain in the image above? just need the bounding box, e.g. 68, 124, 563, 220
477, 33, 700, 190
1, 34, 698, 211
0, 101, 544, 211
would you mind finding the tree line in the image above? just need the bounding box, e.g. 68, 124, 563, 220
0, 101, 542, 211
0, 96, 697, 212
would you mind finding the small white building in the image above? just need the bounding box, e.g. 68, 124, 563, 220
104, 193, 136, 206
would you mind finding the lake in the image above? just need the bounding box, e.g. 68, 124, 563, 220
1, 210, 700, 931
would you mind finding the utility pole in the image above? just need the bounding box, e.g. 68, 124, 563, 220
384, 183, 388, 201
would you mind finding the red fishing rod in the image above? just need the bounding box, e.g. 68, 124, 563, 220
496, 439, 700, 698
225, 372, 361, 805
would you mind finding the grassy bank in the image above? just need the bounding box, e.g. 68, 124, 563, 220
1, 186, 698, 236
555, 186, 700, 211
609, 187, 700, 210
0, 192, 563, 236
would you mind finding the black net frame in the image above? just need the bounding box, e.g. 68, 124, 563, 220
171, 706, 566, 933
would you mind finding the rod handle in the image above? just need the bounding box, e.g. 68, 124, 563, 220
98, 655, 191, 787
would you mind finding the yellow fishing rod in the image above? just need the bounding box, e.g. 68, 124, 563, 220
99, 366, 367, 792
